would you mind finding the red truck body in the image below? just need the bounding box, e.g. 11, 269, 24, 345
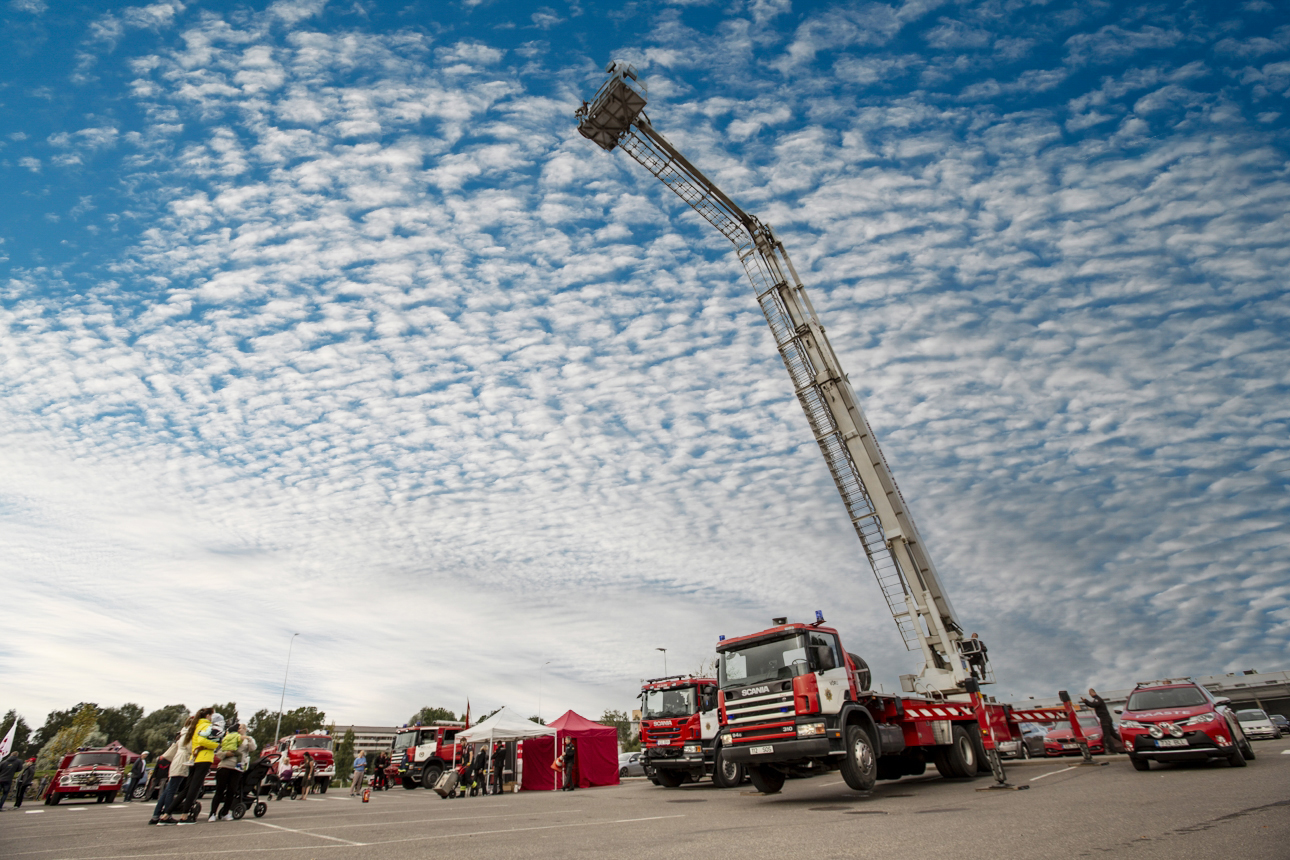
391, 722, 468, 789
43, 748, 126, 804
639, 676, 744, 788
265, 733, 336, 792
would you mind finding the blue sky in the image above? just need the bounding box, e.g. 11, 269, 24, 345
1, 0, 1287, 727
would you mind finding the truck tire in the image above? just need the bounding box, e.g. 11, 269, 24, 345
933, 725, 978, 779
401, 776, 418, 790
711, 747, 742, 788
1130, 754, 1150, 771
965, 725, 992, 774
654, 769, 685, 788
840, 724, 878, 792
421, 762, 443, 789
748, 765, 785, 795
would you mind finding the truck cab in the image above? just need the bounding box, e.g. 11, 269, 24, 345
270, 733, 335, 792
639, 676, 744, 788
392, 722, 466, 789
44, 748, 126, 805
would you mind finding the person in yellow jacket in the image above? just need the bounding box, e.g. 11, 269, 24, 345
173, 708, 219, 821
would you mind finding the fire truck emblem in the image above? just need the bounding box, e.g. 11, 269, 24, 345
825, 688, 834, 702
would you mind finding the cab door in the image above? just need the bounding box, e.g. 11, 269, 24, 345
809, 631, 848, 715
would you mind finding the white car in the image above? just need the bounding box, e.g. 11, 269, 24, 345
1235, 708, 1282, 740
617, 752, 645, 778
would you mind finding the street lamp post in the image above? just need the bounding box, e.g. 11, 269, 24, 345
656, 647, 667, 675
538, 661, 551, 722
273, 633, 300, 744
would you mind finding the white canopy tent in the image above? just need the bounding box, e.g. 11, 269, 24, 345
456, 707, 556, 744
455, 708, 557, 792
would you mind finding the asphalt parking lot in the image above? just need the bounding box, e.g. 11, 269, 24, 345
5, 738, 1289, 860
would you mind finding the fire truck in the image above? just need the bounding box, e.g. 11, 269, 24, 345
638, 675, 744, 788
391, 721, 467, 789
577, 64, 1083, 794
266, 733, 336, 793
43, 747, 126, 804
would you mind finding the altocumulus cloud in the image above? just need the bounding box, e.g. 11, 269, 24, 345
0, 0, 1287, 722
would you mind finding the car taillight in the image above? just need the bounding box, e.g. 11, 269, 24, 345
793, 673, 820, 715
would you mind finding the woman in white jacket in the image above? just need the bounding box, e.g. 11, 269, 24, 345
151, 717, 195, 826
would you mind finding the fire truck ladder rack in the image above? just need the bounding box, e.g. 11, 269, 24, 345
576, 62, 974, 696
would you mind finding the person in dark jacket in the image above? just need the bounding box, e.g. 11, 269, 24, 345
1080, 688, 1126, 754
0, 753, 21, 810
560, 739, 577, 791
14, 759, 37, 808
123, 752, 149, 802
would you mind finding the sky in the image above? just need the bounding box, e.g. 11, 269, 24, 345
1, 0, 1288, 731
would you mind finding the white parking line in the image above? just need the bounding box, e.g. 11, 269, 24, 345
616, 815, 686, 823
1281, 750, 1290, 755
1030, 766, 1078, 781
24, 809, 46, 814
252, 820, 366, 846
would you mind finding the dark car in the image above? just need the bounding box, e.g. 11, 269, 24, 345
1000, 722, 1049, 759
1270, 714, 1289, 734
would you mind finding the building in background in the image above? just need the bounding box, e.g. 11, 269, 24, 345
333, 725, 399, 755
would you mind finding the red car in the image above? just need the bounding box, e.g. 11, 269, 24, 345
1044, 713, 1105, 756
1116, 679, 1254, 771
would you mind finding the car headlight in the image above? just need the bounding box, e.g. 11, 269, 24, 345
1119, 719, 1146, 729
720, 733, 732, 745
1181, 713, 1216, 727
796, 722, 826, 738
683, 744, 701, 755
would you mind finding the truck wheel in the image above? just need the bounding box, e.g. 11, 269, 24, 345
965, 725, 991, 774
401, 776, 418, 790
934, 725, 978, 779
1130, 755, 1150, 771
711, 747, 742, 788
49, 794, 61, 805
319, 778, 330, 793
654, 769, 685, 788
840, 725, 878, 791
421, 762, 443, 789
748, 765, 785, 795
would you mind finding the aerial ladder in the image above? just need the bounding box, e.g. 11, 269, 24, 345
576, 62, 986, 700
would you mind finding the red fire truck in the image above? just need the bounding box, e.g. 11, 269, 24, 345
639, 675, 744, 788
577, 65, 1082, 794
265, 733, 335, 793
391, 722, 467, 789
43, 747, 126, 804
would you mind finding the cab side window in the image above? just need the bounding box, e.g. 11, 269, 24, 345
809, 632, 843, 670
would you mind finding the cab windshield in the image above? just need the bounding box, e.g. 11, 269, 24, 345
292, 737, 333, 750
643, 687, 698, 719
719, 634, 810, 688
1236, 709, 1268, 722
1126, 687, 1207, 711
69, 753, 119, 767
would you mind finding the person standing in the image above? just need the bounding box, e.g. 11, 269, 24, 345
173, 708, 218, 821
492, 743, 506, 795
349, 751, 367, 796
298, 752, 317, 800
0, 753, 21, 810
123, 752, 149, 803
560, 739, 577, 791
154, 717, 195, 825
210, 722, 247, 821
14, 758, 36, 808
1080, 688, 1126, 754
962, 633, 989, 681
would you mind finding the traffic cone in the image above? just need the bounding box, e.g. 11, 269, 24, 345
362, 788, 370, 803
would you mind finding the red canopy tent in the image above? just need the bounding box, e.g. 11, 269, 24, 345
547, 710, 620, 788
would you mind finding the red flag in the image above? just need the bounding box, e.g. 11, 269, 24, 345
465, 699, 470, 728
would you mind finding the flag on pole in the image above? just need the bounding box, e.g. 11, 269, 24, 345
464, 699, 470, 728
0, 721, 16, 758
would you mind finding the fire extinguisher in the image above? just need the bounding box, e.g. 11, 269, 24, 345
362, 788, 371, 803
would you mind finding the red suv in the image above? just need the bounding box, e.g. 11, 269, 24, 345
1117, 679, 1254, 771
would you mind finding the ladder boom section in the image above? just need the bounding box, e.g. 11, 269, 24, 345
577, 65, 969, 693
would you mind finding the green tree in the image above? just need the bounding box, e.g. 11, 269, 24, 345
333, 726, 355, 781
600, 709, 639, 752
30, 703, 95, 753
97, 704, 144, 746
409, 706, 459, 725
0, 710, 32, 758
528, 716, 547, 725
129, 705, 189, 757
247, 706, 327, 749
36, 704, 102, 771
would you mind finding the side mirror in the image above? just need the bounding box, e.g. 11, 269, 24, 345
1113, 708, 1123, 715
1214, 697, 1231, 706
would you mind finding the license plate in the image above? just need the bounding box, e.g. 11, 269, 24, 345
749, 745, 773, 755
656, 740, 670, 745
1157, 738, 1187, 748
1062, 743, 1077, 749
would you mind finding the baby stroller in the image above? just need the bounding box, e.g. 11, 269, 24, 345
228, 752, 279, 819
